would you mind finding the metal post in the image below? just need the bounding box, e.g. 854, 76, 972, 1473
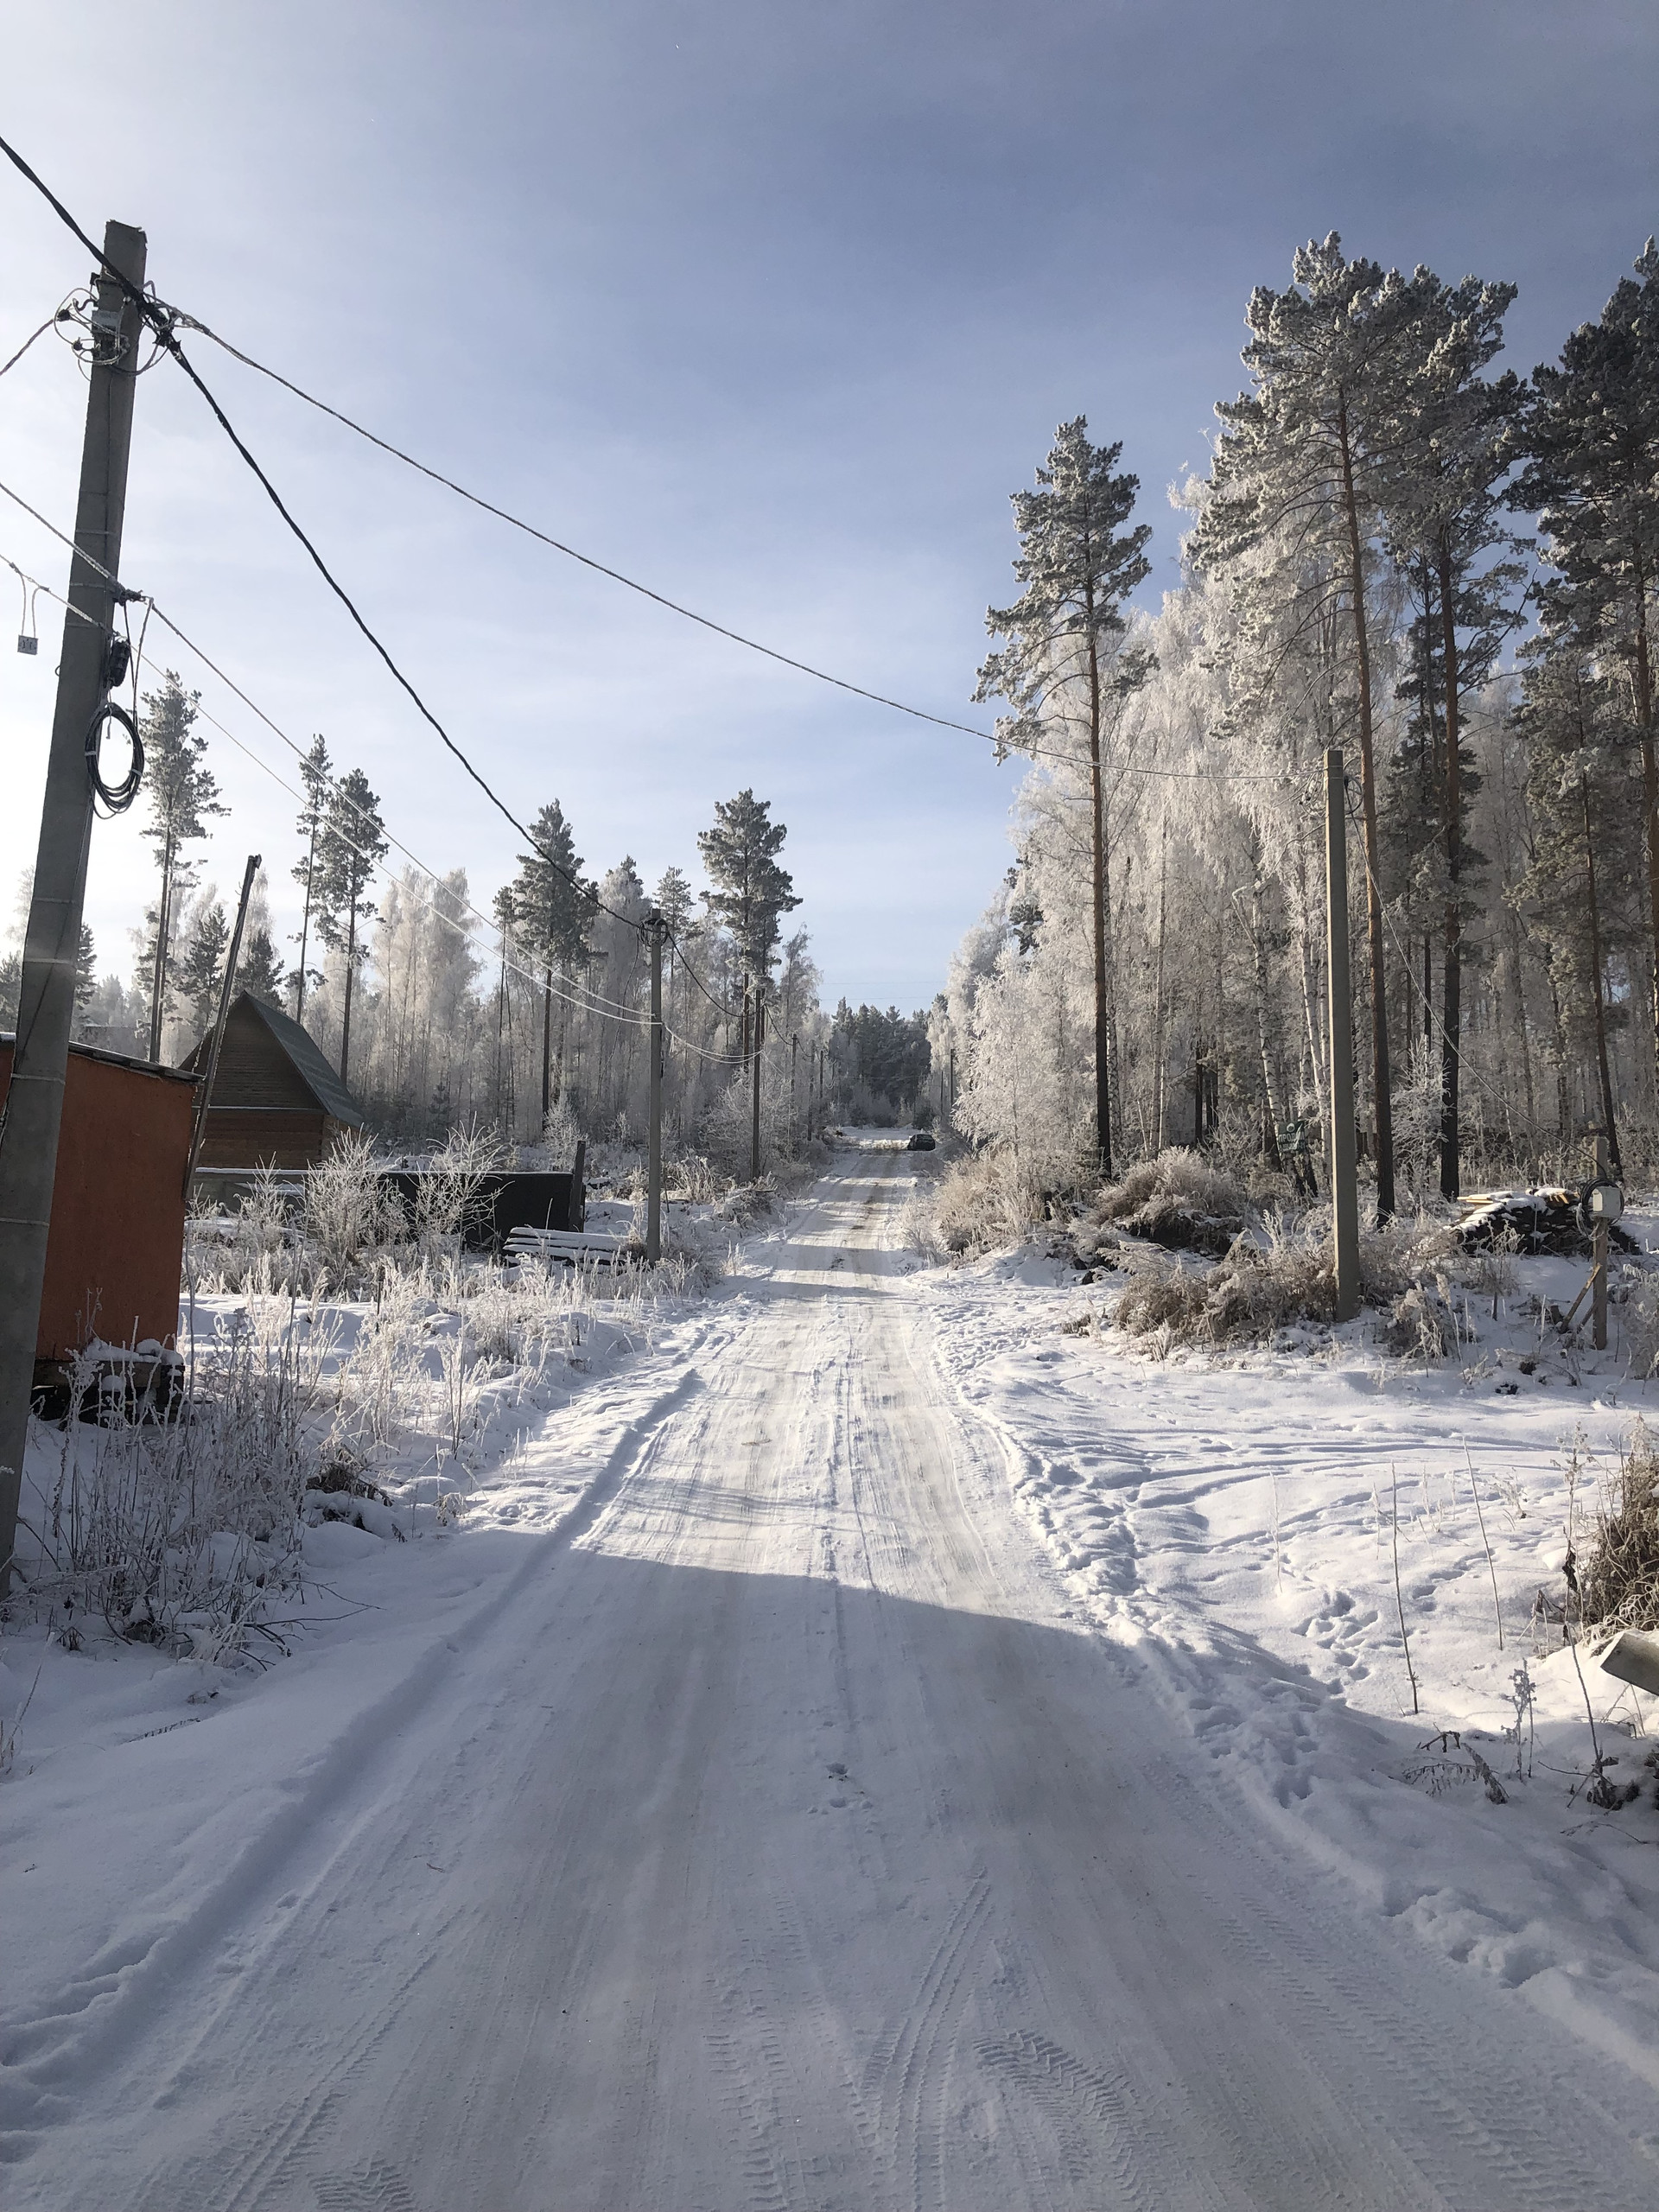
646, 916, 663, 1264
750, 996, 764, 1183
182, 855, 261, 1203
1325, 750, 1360, 1321
1592, 1132, 1609, 1353
0, 220, 147, 1589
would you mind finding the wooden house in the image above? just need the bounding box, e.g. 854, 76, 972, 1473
181, 992, 366, 1170
0, 1033, 195, 1373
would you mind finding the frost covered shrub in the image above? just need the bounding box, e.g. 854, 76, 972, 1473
302, 1133, 404, 1293
1096, 1147, 1246, 1224
194, 1167, 300, 1296
20, 1309, 321, 1655
1381, 1281, 1459, 1361
410, 1122, 503, 1257
1580, 1424, 1659, 1633
716, 1173, 777, 1230
1111, 1211, 1449, 1352
1114, 1236, 1332, 1347
931, 1150, 1044, 1257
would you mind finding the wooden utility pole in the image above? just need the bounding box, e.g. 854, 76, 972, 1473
645, 916, 664, 1264
750, 997, 765, 1183
182, 854, 260, 1202
0, 220, 147, 1588
1325, 750, 1360, 1321
790, 1031, 798, 1148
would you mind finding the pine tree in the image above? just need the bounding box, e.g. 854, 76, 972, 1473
1378, 267, 1526, 1196
175, 899, 230, 1046
1514, 637, 1644, 1172
975, 416, 1152, 1178
138, 672, 225, 1062
697, 791, 802, 1053
510, 800, 594, 1128
311, 766, 388, 1088
74, 925, 96, 1010
238, 926, 286, 1005
1512, 240, 1659, 1097
290, 735, 333, 1019
1193, 238, 1426, 1219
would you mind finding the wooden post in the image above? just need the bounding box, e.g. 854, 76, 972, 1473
646, 917, 663, 1264
750, 996, 764, 1183
182, 854, 261, 1202
0, 219, 147, 1591
1325, 751, 1360, 1321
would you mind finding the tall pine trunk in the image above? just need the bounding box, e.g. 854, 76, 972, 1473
1337, 399, 1395, 1219
1630, 550, 1659, 1108
295, 828, 316, 1021
1437, 534, 1463, 1200
149, 836, 176, 1064
1085, 610, 1112, 1179
1582, 775, 1623, 1175
340, 904, 358, 1087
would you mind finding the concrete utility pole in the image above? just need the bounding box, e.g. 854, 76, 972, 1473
1325, 750, 1360, 1322
750, 997, 765, 1183
645, 915, 664, 1265
0, 220, 147, 1587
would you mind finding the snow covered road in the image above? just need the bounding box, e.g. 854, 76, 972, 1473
7, 1151, 1659, 2209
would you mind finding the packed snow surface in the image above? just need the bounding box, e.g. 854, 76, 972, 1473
3, 1148, 1659, 2209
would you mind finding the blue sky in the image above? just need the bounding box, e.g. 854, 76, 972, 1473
1, 0, 1654, 1013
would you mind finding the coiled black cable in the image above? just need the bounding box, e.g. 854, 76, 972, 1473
86, 699, 143, 814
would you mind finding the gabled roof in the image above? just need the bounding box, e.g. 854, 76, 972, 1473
191, 994, 366, 1127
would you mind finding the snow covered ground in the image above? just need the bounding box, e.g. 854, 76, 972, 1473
3, 1147, 1657, 2209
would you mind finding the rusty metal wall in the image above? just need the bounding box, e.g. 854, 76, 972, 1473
0, 1042, 195, 1357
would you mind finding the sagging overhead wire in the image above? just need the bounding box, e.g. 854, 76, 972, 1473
0, 469, 744, 1046
0, 486, 648, 1033
0, 315, 54, 384
0, 130, 651, 941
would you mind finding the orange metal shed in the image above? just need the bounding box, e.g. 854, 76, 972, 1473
0, 1035, 196, 1364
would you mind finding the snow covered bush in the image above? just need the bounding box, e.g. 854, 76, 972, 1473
1096, 1147, 1246, 1224
1580, 1424, 1659, 1634
930, 1149, 1046, 1258
302, 1133, 405, 1294
1111, 1210, 1452, 1353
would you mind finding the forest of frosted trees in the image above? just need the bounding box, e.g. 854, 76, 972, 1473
0, 716, 935, 1166
10, 229, 1651, 1207
937, 233, 1659, 1212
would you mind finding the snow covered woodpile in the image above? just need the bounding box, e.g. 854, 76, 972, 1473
1094, 1148, 1247, 1258
181, 991, 365, 1173
1455, 1186, 1639, 1259
0, 1032, 195, 1372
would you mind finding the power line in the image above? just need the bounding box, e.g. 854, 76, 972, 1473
0, 315, 54, 384
0, 492, 655, 1036
0, 132, 652, 939
175, 335, 999, 746
0, 130, 1003, 751
1, 477, 747, 1061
